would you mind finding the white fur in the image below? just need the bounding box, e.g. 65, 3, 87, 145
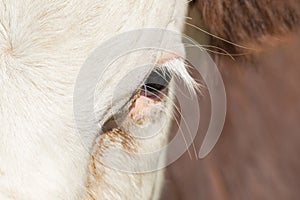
0, 1, 188, 199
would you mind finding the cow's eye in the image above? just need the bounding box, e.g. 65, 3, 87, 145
141, 68, 172, 99
102, 68, 171, 132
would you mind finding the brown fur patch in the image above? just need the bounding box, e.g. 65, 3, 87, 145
193, 0, 300, 54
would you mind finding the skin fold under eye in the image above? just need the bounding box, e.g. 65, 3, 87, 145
141, 67, 172, 100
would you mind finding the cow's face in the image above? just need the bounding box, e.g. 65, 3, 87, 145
0, 1, 191, 199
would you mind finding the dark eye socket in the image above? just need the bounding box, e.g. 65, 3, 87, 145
142, 68, 172, 95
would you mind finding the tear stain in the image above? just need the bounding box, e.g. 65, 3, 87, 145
87, 128, 137, 199
88, 128, 137, 171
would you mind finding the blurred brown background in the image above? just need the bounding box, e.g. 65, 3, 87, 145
162, 1, 300, 199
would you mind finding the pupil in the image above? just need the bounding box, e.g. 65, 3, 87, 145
143, 68, 171, 94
